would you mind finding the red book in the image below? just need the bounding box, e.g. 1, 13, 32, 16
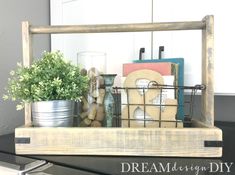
123, 62, 172, 76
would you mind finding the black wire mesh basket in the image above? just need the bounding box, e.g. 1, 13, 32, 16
112, 82, 206, 128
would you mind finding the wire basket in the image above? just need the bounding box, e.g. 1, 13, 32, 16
112, 82, 206, 128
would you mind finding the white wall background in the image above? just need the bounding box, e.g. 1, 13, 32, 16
51, 0, 153, 86
51, 0, 235, 95
50, 0, 235, 122
153, 0, 235, 95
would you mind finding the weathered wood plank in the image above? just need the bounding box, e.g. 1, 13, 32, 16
15, 122, 222, 157
201, 15, 214, 126
22, 21, 33, 125
30, 21, 205, 34
16, 16, 219, 157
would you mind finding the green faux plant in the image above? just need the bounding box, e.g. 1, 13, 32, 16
3, 51, 89, 110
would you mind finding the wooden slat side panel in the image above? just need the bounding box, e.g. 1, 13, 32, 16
201, 15, 214, 126
15, 127, 222, 157
22, 21, 32, 125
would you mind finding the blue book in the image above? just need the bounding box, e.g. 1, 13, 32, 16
133, 58, 184, 120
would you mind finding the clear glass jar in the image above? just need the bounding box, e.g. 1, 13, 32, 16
77, 51, 107, 127
77, 51, 107, 73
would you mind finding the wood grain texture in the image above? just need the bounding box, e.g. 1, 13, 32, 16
17, 16, 219, 157
30, 21, 205, 34
201, 15, 214, 126
22, 21, 32, 125
121, 119, 183, 128
15, 119, 222, 157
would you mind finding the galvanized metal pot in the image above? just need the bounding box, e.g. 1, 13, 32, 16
32, 100, 75, 127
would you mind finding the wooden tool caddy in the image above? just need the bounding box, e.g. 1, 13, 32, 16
15, 15, 223, 157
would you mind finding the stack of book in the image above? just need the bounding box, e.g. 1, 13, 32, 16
121, 58, 184, 128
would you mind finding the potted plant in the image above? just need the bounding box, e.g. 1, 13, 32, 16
3, 51, 89, 127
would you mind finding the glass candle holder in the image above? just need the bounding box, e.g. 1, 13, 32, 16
77, 51, 107, 73
77, 51, 107, 127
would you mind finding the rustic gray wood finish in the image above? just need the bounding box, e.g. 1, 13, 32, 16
201, 16, 214, 126
30, 21, 205, 34
19, 15, 220, 157
22, 21, 32, 126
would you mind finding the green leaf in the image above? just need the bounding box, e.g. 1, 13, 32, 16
2, 94, 9, 100
3, 51, 89, 109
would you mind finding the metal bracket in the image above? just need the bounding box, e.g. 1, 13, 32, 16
15, 137, 30, 144
204, 141, 223, 147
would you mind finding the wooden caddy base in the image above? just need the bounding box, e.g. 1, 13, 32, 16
16, 16, 221, 157
15, 119, 222, 157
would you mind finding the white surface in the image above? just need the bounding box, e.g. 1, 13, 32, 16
153, 0, 235, 95
50, 0, 235, 94
50, 0, 152, 86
